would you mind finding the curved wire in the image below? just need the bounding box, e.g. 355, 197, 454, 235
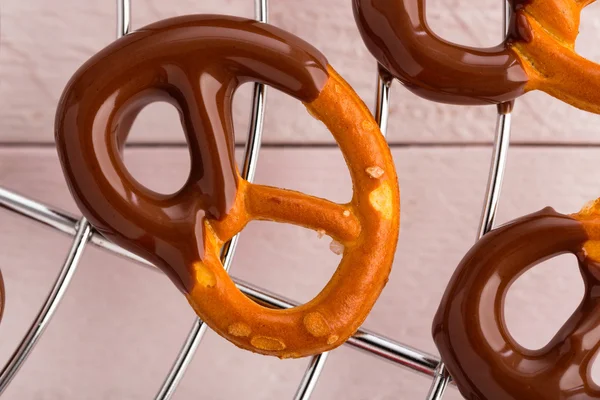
153, 1, 268, 398
424, 4, 514, 399
293, 67, 394, 400
0, 219, 92, 394
0, 2, 132, 394
0, 184, 452, 382
0, 1, 510, 397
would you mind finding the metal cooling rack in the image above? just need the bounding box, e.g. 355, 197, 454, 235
0, 0, 515, 398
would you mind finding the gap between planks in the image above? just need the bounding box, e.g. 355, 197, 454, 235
0, 142, 598, 149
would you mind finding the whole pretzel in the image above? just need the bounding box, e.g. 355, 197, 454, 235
433, 200, 600, 399
54, 15, 400, 358
353, 0, 600, 113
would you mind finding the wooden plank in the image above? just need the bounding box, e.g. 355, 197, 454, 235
3, 0, 600, 144
0, 146, 594, 398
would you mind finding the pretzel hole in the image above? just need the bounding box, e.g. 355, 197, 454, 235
505, 254, 583, 351
426, 0, 503, 47
238, 146, 351, 202
233, 221, 341, 304
123, 101, 190, 195
231, 83, 254, 144
590, 352, 600, 385
262, 87, 331, 145
575, 2, 600, 62
229, 124, 352, 302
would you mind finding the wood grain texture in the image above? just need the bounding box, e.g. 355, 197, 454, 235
3, 0, 600, 144
0, 147, 594, 399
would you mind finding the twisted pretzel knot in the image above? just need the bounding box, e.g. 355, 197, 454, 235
515, 0, 600, 113
55, 15, 400, 358
433, 200, 600, 399
353, 0, 600, 113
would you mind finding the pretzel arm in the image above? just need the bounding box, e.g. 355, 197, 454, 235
245, 183, 361, 243
515, 11, 600, 114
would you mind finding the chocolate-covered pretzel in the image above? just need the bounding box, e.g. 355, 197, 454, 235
0, 272, 5, 324
55, 15, 400, 357
433, 200, 600, 399
353, 0, 600, 113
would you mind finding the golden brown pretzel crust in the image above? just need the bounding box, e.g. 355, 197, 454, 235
515, 0, 600, 113
572, 198, 600, 261
186, 66, 400, 358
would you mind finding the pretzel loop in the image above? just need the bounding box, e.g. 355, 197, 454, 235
433, 202, 600, 399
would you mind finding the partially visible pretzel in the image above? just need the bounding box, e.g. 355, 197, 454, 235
0, 272, 5, 324
353, 0, 600, 113
433, 200, 600, 399
54, 15, 400, 358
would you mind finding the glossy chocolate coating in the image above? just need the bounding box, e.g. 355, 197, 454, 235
0, 271, 5, 323
432, 208, 600, 399
352, 0, 531, 105
55, 15, 328, 292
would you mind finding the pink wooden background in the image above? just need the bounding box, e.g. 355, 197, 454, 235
2, 0, 600, 399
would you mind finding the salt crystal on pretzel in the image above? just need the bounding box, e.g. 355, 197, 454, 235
366, 166, 385, 179
329, 240, 344, 255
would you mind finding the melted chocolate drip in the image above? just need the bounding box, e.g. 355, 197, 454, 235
55, 15, 328, 291
432, 208, 600, 399
352, 0, 533, 105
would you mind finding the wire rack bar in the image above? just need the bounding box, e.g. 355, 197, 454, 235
117, 0, 131, 38
0, 185, 449, 382
477, 107, 512, 237
0, 5, 133, 395
0, 187, 150, 267
292, 67, 395, 400
374, 68, 393, 136
424, 4, 514, 399
293, 354, 329, 400
0, 218, 91, 395
154, 1, 269, 397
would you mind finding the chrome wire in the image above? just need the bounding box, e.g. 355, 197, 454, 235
374, 67, 393, 136
293, 66, 394, 400
0, 3, 132, 394
477, 106, 512, 238
424, 3, 514, 399
117, 0, 131, 38
0, 218, 91, 395
293, 352, 330, 400
0, 184, 448, 383
154, 1, 268, 398
0, 187, 150, 268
